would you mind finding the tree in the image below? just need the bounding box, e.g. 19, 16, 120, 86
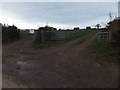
86, 26, 91, 30
58, 29, 61, 31
2, 24, 20, 42
74, 27, 79, 30
95, 24, 101, 29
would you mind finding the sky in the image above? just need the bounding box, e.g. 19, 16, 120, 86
0, 1, 119, 29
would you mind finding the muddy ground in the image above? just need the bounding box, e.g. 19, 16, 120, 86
2, 33, 118, 88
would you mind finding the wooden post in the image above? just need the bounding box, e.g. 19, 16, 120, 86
41, 30, 44, 43
65, 31, 66, 41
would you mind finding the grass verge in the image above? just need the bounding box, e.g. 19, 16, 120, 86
88, 39, 118, 63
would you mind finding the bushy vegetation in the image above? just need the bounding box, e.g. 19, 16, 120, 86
2, 24, 20, 43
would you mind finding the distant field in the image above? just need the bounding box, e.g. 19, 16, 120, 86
63, 30, 97, 42
34, 30, 97, 48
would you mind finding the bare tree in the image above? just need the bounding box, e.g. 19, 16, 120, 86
109, 12, 117, 22
109, 12, 113, 22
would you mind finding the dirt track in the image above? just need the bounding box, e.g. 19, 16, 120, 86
2, 33, 118, 88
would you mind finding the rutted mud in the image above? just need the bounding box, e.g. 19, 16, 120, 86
3, 33, 118, 88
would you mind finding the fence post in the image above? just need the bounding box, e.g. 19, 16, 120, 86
65, 31, 66, 41
41, 30, 44, 43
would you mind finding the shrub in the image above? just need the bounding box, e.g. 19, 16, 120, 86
2, 25, 20, 43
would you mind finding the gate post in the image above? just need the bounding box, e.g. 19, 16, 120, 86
41, 30, 45, 43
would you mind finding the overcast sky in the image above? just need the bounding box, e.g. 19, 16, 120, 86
0, 2, 118, 29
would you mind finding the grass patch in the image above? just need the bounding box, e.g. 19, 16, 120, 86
64, 30, 97, 42
88, 39, 118, 63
